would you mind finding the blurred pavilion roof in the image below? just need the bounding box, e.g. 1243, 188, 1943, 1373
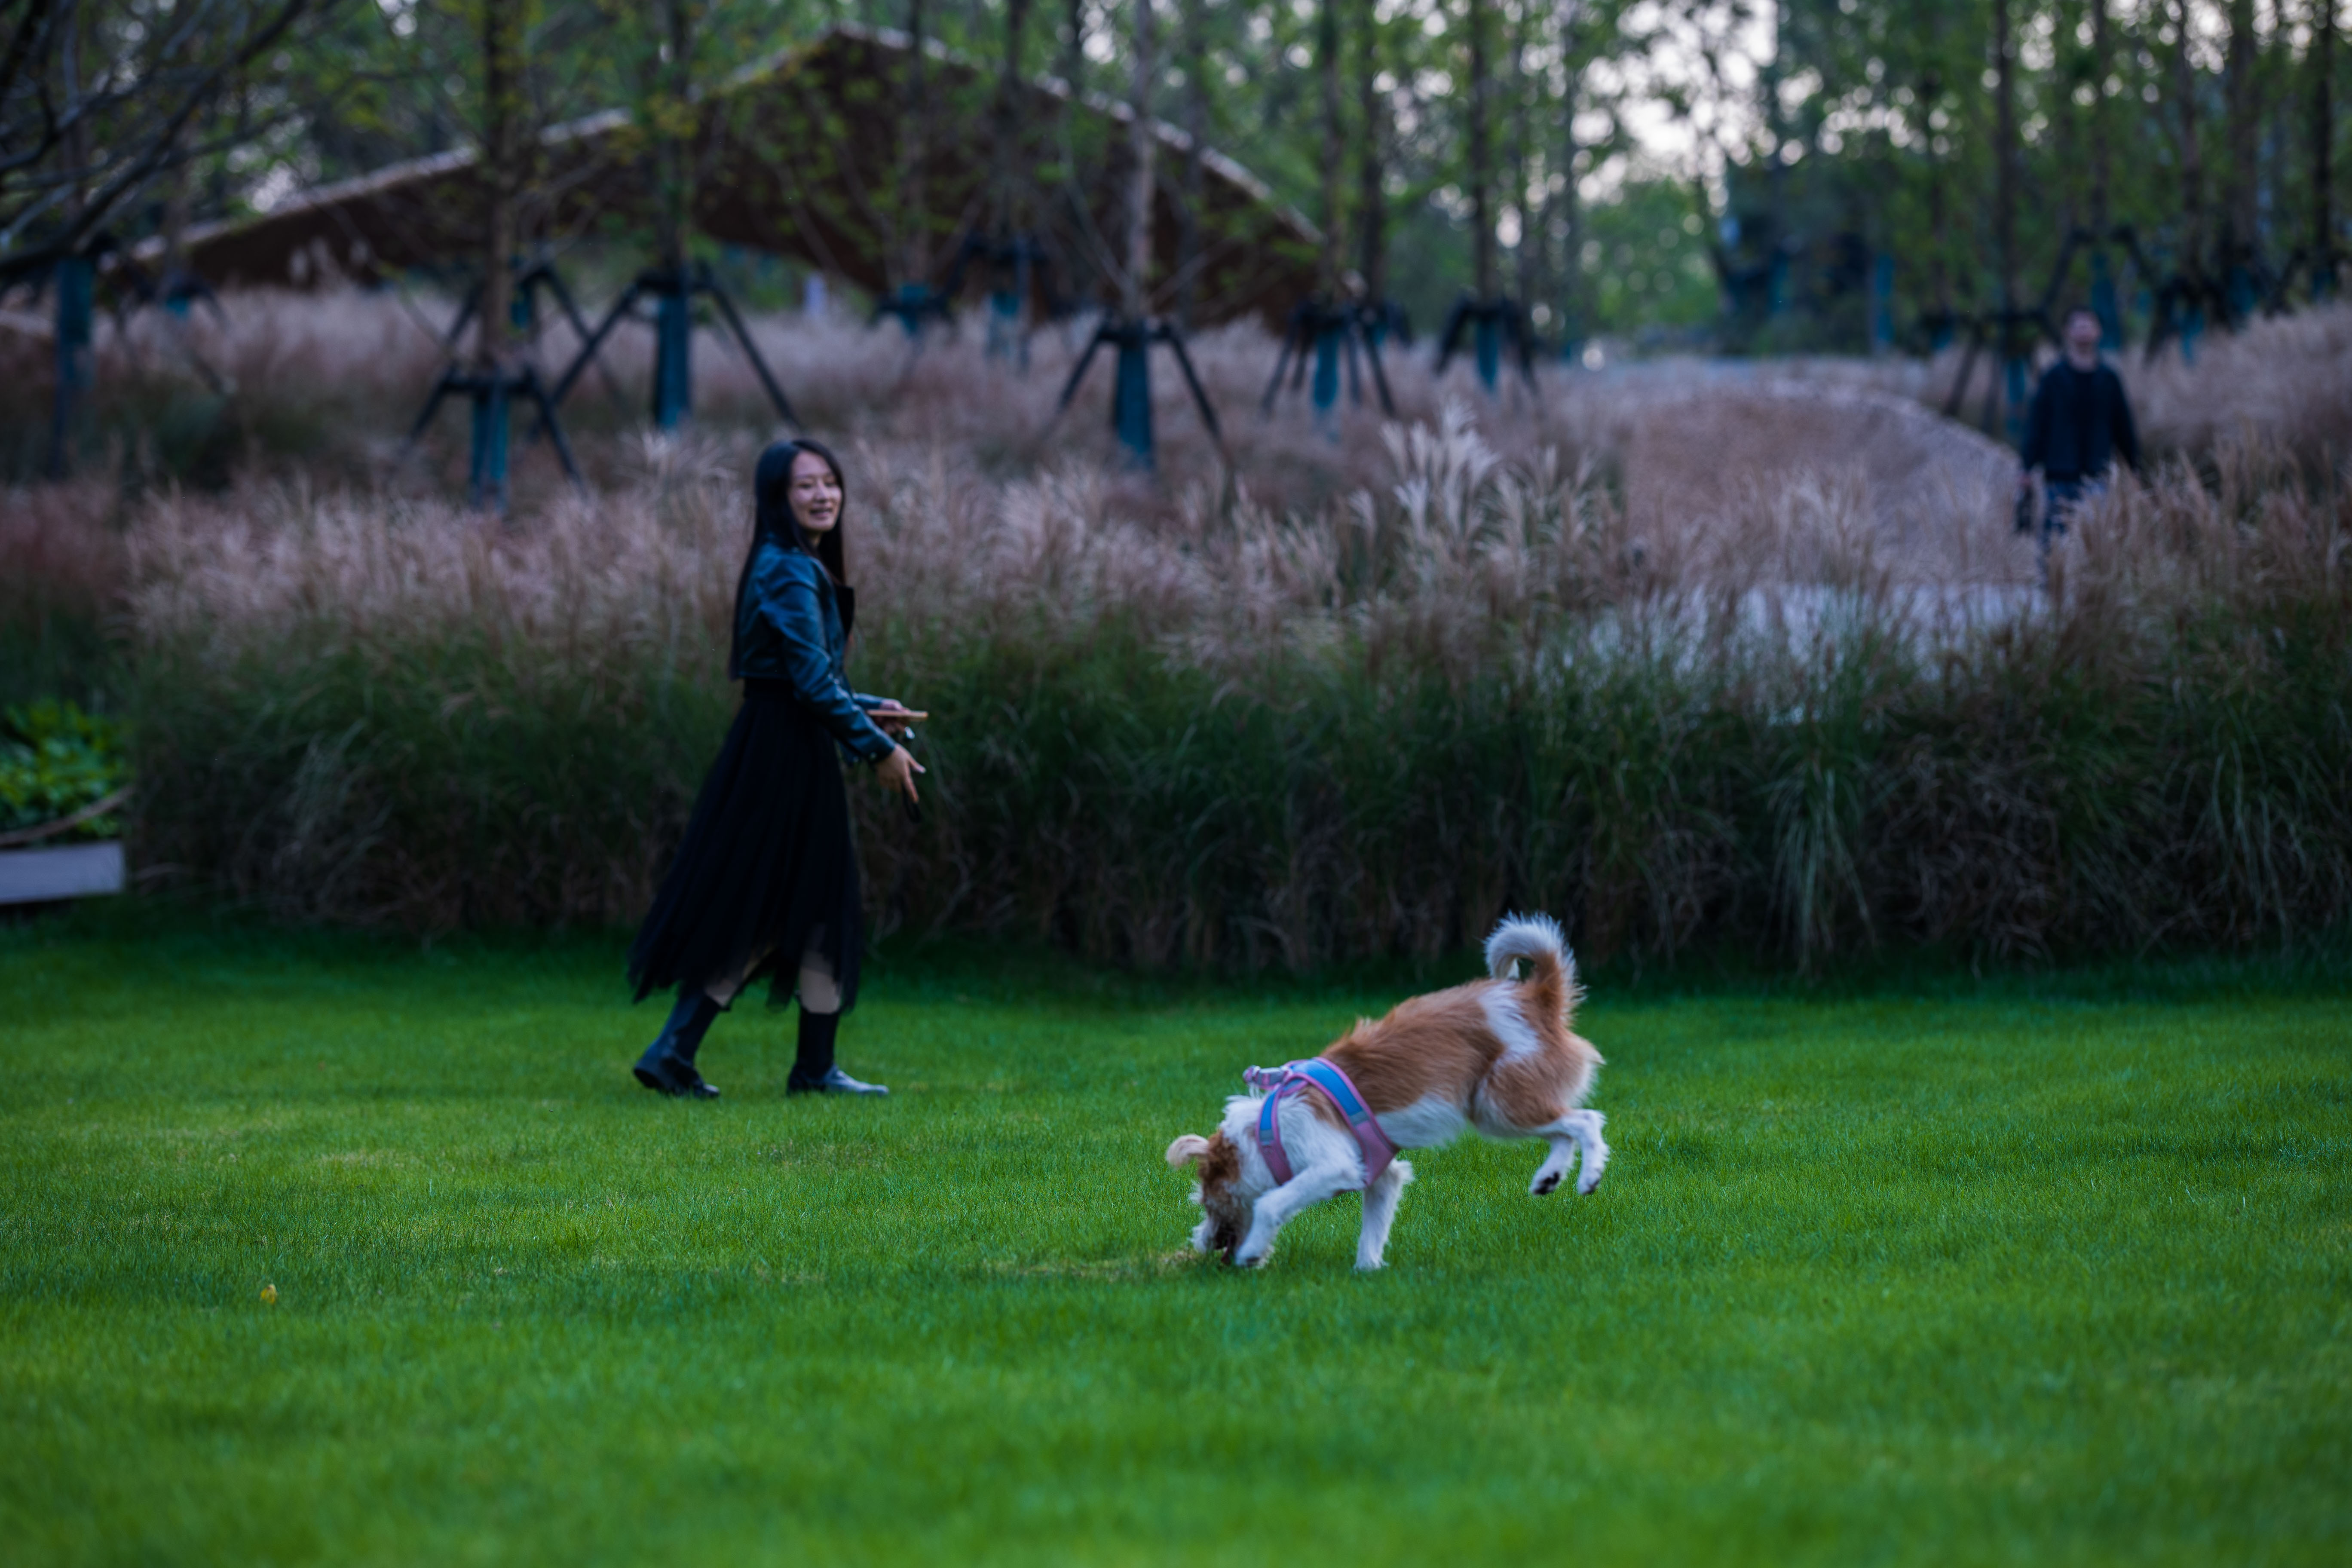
169, 24, 1320, 328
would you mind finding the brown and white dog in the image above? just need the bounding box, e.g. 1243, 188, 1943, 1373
1165, 914, 1607, 1270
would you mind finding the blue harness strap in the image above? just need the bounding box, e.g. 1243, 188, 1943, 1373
1243, 1057, 1400, 1188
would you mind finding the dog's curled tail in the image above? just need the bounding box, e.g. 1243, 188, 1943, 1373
1484, 912, 1580, 1027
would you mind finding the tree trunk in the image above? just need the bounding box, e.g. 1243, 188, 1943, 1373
992, 0, 1032, 232
1992, 0, 2018, 320
899, 0, 930, 283
1763, 0, 1788, 295
1057, 0, 1089, 300
1558, 55, 1583, 340
1510, 0, 1538, 309
1318, 0, 1345, 294
1922, 67, 1948, 318
1178, 0, 1207, 326
2225, 0, 2260, 263
47, 1, 90, 480
1355, 0, 1388, 300
161, 158, 193, 278
2172, 0, 2208, 284
655, 0, 693, 275
1060, 0, 1084, 92
1467, 0, 1493, 297
2089, 0, 2111, 236
1125, 0, 1157, 317
2314, 0, 2337, 286
479, 0, 521, 370
2262, 0, 2285, 245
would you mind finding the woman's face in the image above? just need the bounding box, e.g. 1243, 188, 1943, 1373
787, 451, 842, 534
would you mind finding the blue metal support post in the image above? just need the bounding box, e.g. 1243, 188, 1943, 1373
652, 277, 693, 429
1055, 316, 1225, 472
1472, 312, 1501, 392
468, 372, 513, 511
1311, 322, 1342, 415
1870, 254, 1896, 354
1112, 328, 1154, 466
402, 364, 583, 515
1261, 299, 1398, 419
47, 257, 94, 478
1433, 296, 1538, 399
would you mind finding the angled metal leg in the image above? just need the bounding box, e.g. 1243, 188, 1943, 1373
703, 270, 799, 426
1977, 327, 2007, 435
1289, 332, 1313, 395
521, 368, 585, 488
1052, 326, 1111, 418
444, 286, 481, 352
1511, 308, 1543, 402
1942, 321, 1984, 420
1362, 325, 1396, 417
400, 365, 460, 456
1260, 328, 1298, 413
1159, 324, 1225, 449
539, 264, 629, 404
549, 284, 641, 409
1433, 299, 1471, 375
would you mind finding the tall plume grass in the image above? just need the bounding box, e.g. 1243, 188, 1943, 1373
99, 395, 2352, 968
13, 286, 2351, 962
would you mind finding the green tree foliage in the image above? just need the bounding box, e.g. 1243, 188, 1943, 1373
0, 0, 328, 285
35, 0, 2352, 351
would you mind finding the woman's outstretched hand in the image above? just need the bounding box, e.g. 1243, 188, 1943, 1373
876, 745, 924, 805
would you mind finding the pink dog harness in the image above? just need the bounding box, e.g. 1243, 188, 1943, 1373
1244, 1057, 1399, 1188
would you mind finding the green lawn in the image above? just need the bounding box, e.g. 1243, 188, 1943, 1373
2, 913, 2347, 1566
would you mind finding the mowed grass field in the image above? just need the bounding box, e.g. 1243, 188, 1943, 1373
2, 912, 2346, 1566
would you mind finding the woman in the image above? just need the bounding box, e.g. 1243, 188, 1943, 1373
626, 438, 924, 1099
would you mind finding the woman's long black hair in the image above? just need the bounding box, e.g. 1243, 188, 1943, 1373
731, 438, 850, 677
753, 437, 848, 580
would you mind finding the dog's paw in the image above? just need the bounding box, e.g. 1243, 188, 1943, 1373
1531, 1170, 1563, 1197
1576, 1160, 1608, 1195
1354, 1256, 1387, 1272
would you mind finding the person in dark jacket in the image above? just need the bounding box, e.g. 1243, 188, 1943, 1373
2017, 306, 2141, 549
625, 438, 924, 1099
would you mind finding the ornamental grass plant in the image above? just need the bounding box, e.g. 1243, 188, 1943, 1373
6, 289, 2349, 967
87, 396, 2349, 968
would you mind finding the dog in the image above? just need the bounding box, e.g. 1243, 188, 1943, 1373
1164, 913, 1607, 1270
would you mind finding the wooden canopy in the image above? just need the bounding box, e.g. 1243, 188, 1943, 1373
172, 25, 1319, 327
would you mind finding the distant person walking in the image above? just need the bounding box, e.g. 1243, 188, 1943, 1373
625, 438, 924, 1099
2017, 306, 2141, 558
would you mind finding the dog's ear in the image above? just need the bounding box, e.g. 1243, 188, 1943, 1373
1165, 1133, 1213, 1169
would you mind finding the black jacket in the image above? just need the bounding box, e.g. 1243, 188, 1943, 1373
2021, 359, 2140, 481
728, 538, 897, 763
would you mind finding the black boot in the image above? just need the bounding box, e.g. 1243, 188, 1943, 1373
786, 1008, 888, 1096
634, 989, 722, 1099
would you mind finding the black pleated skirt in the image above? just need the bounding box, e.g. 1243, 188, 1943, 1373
627, 682, 862, 1013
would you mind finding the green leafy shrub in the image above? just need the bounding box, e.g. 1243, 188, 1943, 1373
0, 699, 129, 842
